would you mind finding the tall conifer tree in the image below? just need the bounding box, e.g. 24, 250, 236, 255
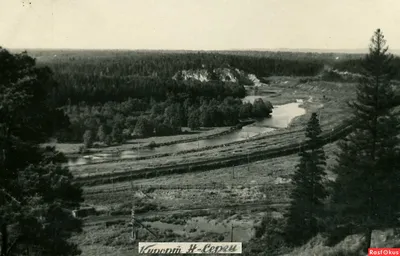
330, 29, 400, 253
284, 112, 327, 245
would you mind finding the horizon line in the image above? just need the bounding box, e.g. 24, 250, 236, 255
5, 47, 400, 55
3, 46, 368, 52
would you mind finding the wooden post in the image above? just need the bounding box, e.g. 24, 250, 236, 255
247, 132, 250, 172
130, 167, 134, 192
232, 165, 235, 179
131, 204, 137, 244
112, 169, 115, 194
247, 153, 250, 172
230, 225, 234, 242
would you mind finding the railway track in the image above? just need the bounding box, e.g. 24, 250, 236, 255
69, 125, 308, 168
75, 119, 354, 186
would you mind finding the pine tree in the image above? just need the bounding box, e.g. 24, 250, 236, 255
0, 48, 83, 255
329, 29, 400, 253
284, 112, 328, 245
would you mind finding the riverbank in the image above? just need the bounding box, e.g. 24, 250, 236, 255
67, 99, 311, 167
49, 82, 309, 160
45, 127, 234, 157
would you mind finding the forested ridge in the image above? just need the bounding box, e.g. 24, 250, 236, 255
39, 52, 318, 144
36, 52, 323, 105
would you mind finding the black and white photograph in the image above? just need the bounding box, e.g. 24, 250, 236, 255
1, 0, 400, 255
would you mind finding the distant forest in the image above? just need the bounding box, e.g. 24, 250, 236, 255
41, 52, 313, 144
333, 57, 400, 79
37, 52, 324, 105
31, 51, 400, 145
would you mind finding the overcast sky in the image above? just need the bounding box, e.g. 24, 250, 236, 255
1, 0, 399, 51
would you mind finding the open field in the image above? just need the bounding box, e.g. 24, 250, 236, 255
78, 186, 288, 256
75, 139, 340, 255
73, 208, 276, 256
71, 122, 350, 187
83, 142, 339, 194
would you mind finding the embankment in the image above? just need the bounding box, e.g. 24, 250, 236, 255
75, 119, 354, 186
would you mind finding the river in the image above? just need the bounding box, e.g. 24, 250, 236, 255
68, 98, 306, 166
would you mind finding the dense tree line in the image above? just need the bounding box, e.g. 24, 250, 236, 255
62, 96, 273, 146
333, 54, 400, 80
51, 76, 246, 105
28, 49, 363, 62
34, 52, 324, 105
40, 52, 324, 79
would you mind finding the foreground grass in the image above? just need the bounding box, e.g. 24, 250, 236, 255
75, 227, 400, 256
74, 209, 268, 256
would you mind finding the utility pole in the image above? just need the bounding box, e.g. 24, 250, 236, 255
112, 169, 115, 194
247, 132, 250, 172
131, 204, 137, 244
247, 152, 250, 172
230, 225, 234, 242
130, 167, 134, 192
130, 202, 158, 243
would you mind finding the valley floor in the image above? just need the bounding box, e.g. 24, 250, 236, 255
71, 78, 383, 256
